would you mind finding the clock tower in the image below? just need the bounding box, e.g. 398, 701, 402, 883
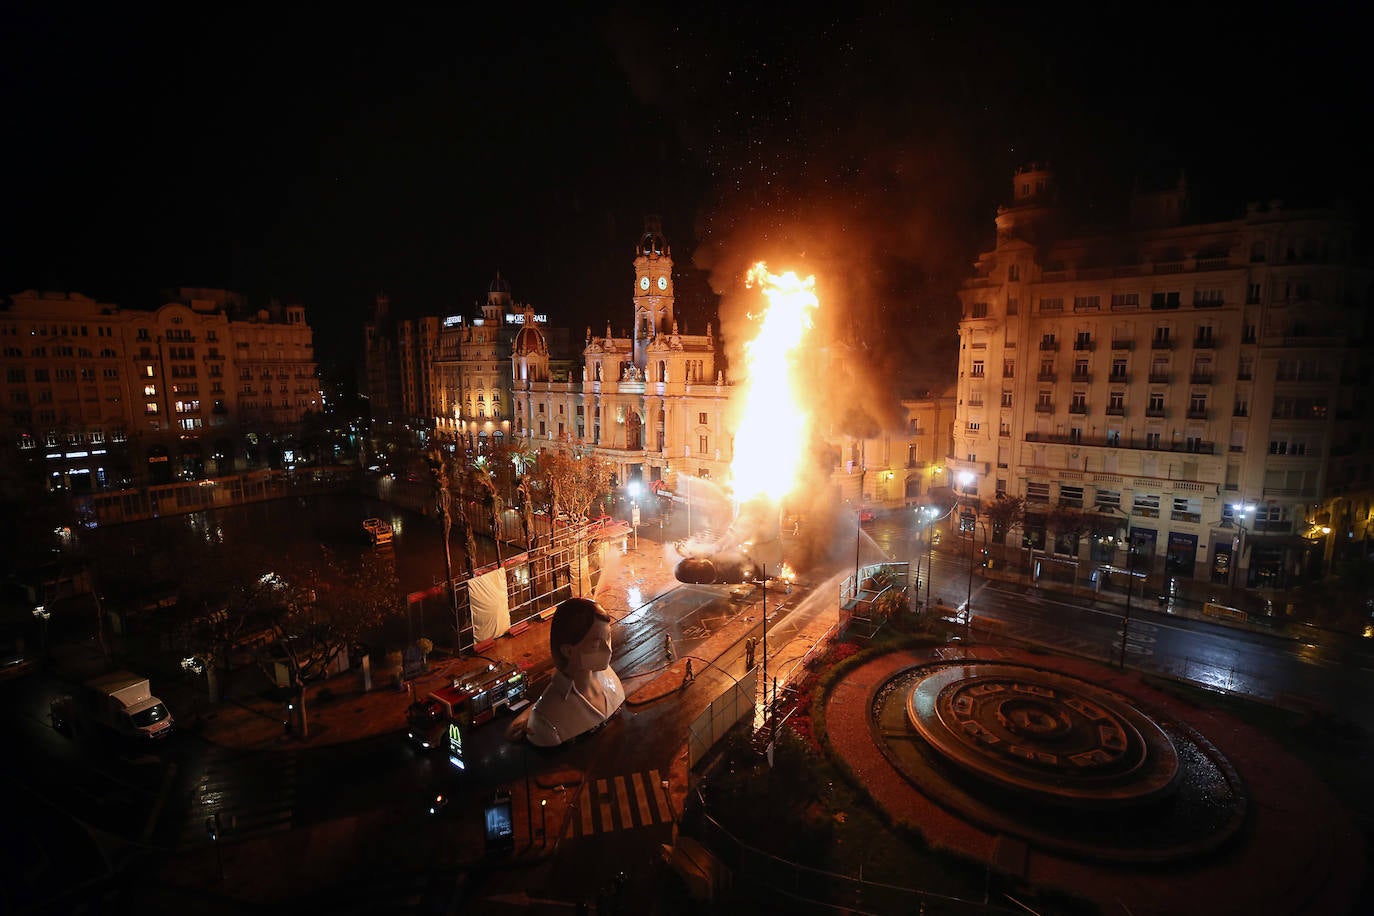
633, 216, 673, 368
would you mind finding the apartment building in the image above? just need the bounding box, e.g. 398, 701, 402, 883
1, 288, 319, 493
953, 166, 1373, 588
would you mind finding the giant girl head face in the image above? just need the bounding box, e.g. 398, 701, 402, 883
549, 597, 613, 674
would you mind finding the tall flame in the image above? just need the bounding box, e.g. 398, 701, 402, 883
730, 263, 819, 503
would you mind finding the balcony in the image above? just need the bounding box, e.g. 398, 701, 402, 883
1193, 337, 1217, 349
1196, 257, 1230, 271
1109, 372, 1129, 383
1190, 373, 1214, 385
1040, 340, 1059, 351
1192, 298, 1225, 309
1034, 403, 1055, 413
1145, 406, 1166, 417
1148, 372, 1170, 384
1111, 339, 1133, 350
1073, 341, 1095, 352
1068, 404, 1088, 415
1186, 407, 1209, 420
1105, 405, 1125, 416
1071, 371, 1092, 382
1037, 372, 1057, 382
1253, 520, 1293, 533
1025, 431, 1216, 454
1151, 338, 1173, 350
1171, 511, 1202, 523
1237, 371, 1253, 381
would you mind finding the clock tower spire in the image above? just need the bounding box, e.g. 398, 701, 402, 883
633, 215, 673, 368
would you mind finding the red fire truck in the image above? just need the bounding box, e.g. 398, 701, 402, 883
405, 660, 530, 767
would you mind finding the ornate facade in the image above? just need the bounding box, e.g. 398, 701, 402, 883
514, 220, 732, 486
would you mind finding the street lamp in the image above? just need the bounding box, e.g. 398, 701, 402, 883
1119, 532, 1144, 669
959, 471, 976, 635
917, 505, 938, 612
1229, 502, 1254, 598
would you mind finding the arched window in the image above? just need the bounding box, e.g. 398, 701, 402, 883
658, 360, 667, 382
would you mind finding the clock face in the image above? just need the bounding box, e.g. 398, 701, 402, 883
657, 276, 668, 291
640, 276, 650, 291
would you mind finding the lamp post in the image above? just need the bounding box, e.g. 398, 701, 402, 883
918, 505, 937, 612
1229, 502, 1254, 598
1119, 533, 1140, 669
959, 472, 976, 635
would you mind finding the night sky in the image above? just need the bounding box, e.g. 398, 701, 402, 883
3, 6, 1367, 385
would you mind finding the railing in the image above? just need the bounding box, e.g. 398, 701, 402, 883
1105, 406, 1125, 416
1025, 432, 1215, 454
1068, 404, 1088, 415
1111, 339, 1133, 350
1073, 341, 1094, 351
1186, 407, 1209, 420
1034, 403, 1054, 413
1196, 257, 1230, 270
1071, 371, 1091, 382
1171, 511, 1202, 523
1039, 340, 1059, 350
1152, 339, 1173, 349
1148, 372, 1169, 383
1193, 338, 1216, 349
1254, 520, 1293, 533
1192, 299, 1225, 308
1036, 372, 1056, 382
1145, 406, 1166, 417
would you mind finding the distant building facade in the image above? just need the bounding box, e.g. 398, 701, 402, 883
953, 165, 1374, 588
0, 288, 320, 494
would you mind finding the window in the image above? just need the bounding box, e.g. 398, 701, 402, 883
967, 420, 981, 431
1150, 291, 1181, 309
1148, 392, 1165, 411
1072, 295, 1100, 311
971, 359, 985, 377
1073, 358, 1089, 378
1096, 489, 1121, 510
1060, 485, 1084, 507
1237, 356, 1254, 380
1074, 331, 1092, 349
1194, 288, 1224, 307
1246, 283, 1261, 304
1108, 391, 1124, 410
1070, 392, 1087, 411
1040, 333, 1057, 348
1001, 390, 1013, 407
698, 412, 708, 425
699, 435, 709, 454
1145, 431, 1161, 448
5, 368, 22, 383
1189, 393, 1208, 414
1026, 482, 1050, 503
1153, 325, 1171, 343
1110, 292, 1139, 310
1039, 297, 1064, 312
1002, 359, 1015, 377
55, 368, 75, 382
1008, 264, 1020, 281
1110, 358, 1127, 379
971, 301, 989, 318
1234, 396, 1249, 417
1132, 493, 1160, 516
1037, 390, 1053, 408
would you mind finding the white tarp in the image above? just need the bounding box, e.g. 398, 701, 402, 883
470, 566, 511, 641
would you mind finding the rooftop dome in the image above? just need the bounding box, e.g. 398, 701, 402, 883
514, 320, 547, 355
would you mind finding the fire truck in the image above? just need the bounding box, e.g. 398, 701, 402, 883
405, 660, 529, 767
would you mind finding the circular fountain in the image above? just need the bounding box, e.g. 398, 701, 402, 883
872, 660, 1247, 863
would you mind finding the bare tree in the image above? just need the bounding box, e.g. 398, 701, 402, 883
983, 495, 1026, 546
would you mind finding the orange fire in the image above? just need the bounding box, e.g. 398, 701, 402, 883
729, 262, 819, 504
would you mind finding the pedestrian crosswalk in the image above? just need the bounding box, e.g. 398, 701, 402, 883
180, 749, 299, 847
563, 768, 675, 839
